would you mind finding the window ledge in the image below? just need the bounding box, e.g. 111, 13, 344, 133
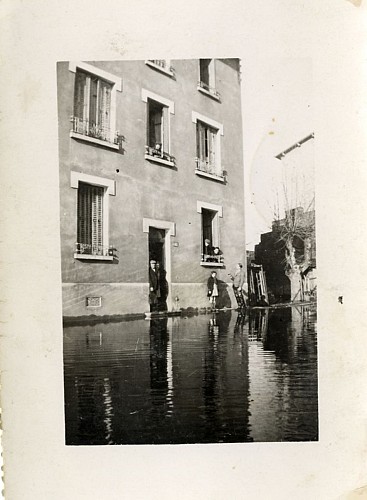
74, 253, 114, 261
145, 154, 175, 168
195, 169, 225, 182
200, 262, 225, 267
145, 60, 174, 77
197, 86, 221, 102
70, 131, 119, 150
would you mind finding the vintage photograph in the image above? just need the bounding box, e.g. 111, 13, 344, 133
4, 0, 366, 495
57, 58, 317, 445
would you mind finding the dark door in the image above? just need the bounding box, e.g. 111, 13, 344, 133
149, 227, 165, 267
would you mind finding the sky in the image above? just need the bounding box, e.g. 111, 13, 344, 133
241, 57, 314, 249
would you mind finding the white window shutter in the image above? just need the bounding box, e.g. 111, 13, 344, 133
99, 80, 111, 141
162, 106, 169, 152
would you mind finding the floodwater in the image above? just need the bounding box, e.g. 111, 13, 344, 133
63, 304, 318, 445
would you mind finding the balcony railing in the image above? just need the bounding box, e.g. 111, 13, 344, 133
70, 116, 119, 145
197, 80, 221, 99
201, 252, 224, 264
195, 158, 223, 179
148, 60, 175, 74
75, 242, 116, 257
145, 145, 175, 164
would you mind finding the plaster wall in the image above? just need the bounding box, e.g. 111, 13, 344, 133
58, 59, 246, 316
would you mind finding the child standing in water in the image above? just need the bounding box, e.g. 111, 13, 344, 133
207, 271, 219, 309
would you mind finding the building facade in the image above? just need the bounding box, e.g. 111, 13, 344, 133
57, 59, 246, 317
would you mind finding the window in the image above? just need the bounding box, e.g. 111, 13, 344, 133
69, 62, 122, 149
196, 121, 217, 174
145, 59, 174, 77
198, 59, 220, 100
77, 182, 105, 255
73, 71, 112, 142
202, 208, 215, 248
192, 112, 224, 181
142, 89, 175, 166
197, 201, 224, 266
148, 99, 168, 153
71, 171, 115, 260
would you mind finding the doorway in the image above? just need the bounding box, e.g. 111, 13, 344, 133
143, 218, 175, 312
149, 227, 168, 312
149, 227, 166, 268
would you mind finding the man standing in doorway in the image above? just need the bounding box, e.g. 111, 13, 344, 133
149, 259, 160, 312
156, 261, 168, 311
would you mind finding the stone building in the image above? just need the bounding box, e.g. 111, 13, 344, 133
57, 59, 246, 317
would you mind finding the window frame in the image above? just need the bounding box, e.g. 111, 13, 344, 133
197, 59, 221, 101
142, 89, 175, 167
71, 171, 116, 261
197, 201, 224, 267
69, 62, 122, 150
192, 111, 224, 182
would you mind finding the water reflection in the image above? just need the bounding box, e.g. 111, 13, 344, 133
149, 317, 173, 419
247, 305, 318, 441
64, 304, 318, 445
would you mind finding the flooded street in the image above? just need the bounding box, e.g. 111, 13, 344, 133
64, 304, 318, 445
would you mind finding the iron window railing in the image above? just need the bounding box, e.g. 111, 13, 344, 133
197, 80, 221, 99
71, 116, 119, 145
201, 252, 224, 264
148, 60, 175, 73
195, 158, 223, 178
75, 242, 116, 257
146, 145, 175, 163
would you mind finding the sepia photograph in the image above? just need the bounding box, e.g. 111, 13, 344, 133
2, 1, 366, 497
58, 57, 317, 445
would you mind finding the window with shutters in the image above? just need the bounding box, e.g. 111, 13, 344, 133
71, 171, 116, 261
76, 183, 106, 256
73, 71, 112, 141
69, 62, 122, 150
198, 59, 220, 100
196, 121, 217, 173
142, 89, 175, 167
192, 112, 224, 181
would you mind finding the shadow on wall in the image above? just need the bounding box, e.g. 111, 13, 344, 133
216, 280, 232, 309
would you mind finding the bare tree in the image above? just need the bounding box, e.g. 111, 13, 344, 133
273, 189, 315, 302
272, 133, 316, 303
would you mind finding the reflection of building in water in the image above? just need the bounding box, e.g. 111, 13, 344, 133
248, 309, 269, 342
64, 329, 116, 445
65, 374, 115, 445
202, 311, 251, 442
208, 315, 220, 350
64, 312, 257, 444
64, 319, 151, 445
102, 377, 113, 444
85, 331, 103, 347
203, 316, 220, 435
248, 305, 318, 441
149, 317, 173, 417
